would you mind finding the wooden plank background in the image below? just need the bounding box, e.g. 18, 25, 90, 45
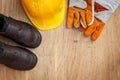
0, 0, 120, 80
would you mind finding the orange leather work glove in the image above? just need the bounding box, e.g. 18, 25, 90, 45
80, 0, 107, 40
67, 0, 120, 41
67, 0, 108, 41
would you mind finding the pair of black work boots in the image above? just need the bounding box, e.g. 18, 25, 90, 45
0, 14, 42, 71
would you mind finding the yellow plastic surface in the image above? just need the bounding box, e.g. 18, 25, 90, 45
21, 0, 66, 30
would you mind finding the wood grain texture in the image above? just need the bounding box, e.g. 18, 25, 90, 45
0, 0, 120, 80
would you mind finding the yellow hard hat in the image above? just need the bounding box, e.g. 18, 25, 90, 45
21, 0, 66, 30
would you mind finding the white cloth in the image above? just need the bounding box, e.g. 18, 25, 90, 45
69, 0, 87, 9
95, 0, 120, 23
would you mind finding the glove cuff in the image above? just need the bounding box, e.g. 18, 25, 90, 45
95, 0, 120, 23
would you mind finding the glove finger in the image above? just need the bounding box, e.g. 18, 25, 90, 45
92, 22, 105, 41
73, 11, 80, 28
86, 10, 92, 25
80, 10, 87, 28
84, 19, 98, 36
67, 8, 75, 28
85, 24, 96, 36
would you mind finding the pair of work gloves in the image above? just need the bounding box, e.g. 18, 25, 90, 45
67, 0, 120, 40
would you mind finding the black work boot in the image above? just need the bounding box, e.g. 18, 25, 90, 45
0, 41, 38, 70
0, 13, 42, 48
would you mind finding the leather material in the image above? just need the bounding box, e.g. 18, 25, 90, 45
0, 14, 42, 48
0, 42, 37, 70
